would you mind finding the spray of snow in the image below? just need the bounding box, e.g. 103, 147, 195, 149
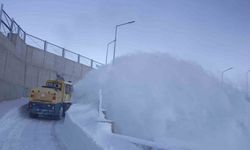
73, 53, 250, 150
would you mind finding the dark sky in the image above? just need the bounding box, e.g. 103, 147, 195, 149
1, 0, 250, 88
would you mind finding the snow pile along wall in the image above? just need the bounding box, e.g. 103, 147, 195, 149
73, 53, 250, 150
57, 104, 141, 150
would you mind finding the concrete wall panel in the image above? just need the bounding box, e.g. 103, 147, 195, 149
44, 52, 55, 70
0, 49, 7, 78
49, 71, 57, 80
0, 32, 92, 101
81, 66, 91, 78
54, 56, 65, 74
25, 46, 33, 64
0, 80, 5, 100
4, 54, 25, 85
25, 65, 39, 88
12, 34, 27, 60
64, 59, 74, 74
8, 34, 25, 60
38, 69, 51, 86
73, 63, 82, 78
31, 48, 44, 67
0, 33, 15, 54
0, 79, 24, 101
16, 37, 27, 60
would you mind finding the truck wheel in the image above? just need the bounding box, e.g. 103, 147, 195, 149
29, 113, 37, 118
56, 107, 63, 120
62, 108, 66, 117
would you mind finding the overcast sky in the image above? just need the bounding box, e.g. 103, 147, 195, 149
1, 0, 249, 88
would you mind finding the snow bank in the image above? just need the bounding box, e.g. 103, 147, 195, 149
56, 107, 103, 150
73, 53, 250, 150
57, 104, 140, 150
0, 98, 26, 118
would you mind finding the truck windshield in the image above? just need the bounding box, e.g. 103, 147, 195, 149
45, 82, 62, 90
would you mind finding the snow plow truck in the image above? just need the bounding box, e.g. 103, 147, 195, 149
28, 77, 73, 119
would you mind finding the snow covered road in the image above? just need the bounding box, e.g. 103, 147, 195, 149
0, 98, 67, 150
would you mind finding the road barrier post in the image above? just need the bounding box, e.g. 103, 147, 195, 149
62, 48, 65, 58
44, 41, 47, 51
0, 4, 3, 30
77, 54, 80, 63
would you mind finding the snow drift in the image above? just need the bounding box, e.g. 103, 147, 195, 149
73, 53, 250, 150
57, 104, 141, 150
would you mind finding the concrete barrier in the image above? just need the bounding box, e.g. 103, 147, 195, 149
0, 32, 92, 101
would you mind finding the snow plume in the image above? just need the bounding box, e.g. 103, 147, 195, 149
73, 53, 250, 150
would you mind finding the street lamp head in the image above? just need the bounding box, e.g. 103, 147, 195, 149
117, 21, 136, 27
221, 67, 233, 84
226, 67, 233, 71
128, 21, 135, 24
107, 40, 115, 45
222, 67, 233, 73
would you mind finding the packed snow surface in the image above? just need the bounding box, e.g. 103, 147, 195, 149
0, 98, 67, 150
74, 53, 250, 150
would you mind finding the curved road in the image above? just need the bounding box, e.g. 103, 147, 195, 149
0, 98, 67, 150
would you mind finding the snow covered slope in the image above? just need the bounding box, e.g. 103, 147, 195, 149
73, 53, 250, 150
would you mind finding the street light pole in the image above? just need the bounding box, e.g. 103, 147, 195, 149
221, 67, 233, 85
113, 21, 135, 64
113, 27, 118, 63
106, 40, 115, 65
247, 70, 250, 97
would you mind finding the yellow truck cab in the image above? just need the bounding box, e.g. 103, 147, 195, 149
28, 78, 73, 119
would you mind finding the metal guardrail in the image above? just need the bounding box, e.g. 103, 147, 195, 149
0, 4, 103, 69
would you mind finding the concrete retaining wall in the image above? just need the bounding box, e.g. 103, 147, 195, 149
0, 33, 92, 101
